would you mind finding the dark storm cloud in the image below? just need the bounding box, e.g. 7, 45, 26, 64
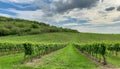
101, 0, 104, 2
33, 0, 100, 14
53, 0, 99, 13
105, 7, 115, 11
117, 6, 120, 11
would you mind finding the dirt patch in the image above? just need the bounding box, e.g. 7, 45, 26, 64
25, 49, 62, 67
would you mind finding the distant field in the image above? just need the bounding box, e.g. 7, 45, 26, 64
0, 32, 120, 43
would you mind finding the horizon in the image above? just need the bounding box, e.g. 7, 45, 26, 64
0, 0, 120, 34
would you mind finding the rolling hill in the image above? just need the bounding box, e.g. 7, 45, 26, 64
0, 16, 78, 36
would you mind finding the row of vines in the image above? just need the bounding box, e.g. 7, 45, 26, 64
74, 42, 120, 65
0, 42, 66, 63
0, 43, 24, 56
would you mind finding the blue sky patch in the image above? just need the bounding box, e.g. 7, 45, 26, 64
0, 1, 39, 11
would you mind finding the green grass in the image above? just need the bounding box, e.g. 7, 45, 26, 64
107, 54, 120, 67
1, 32, 120, 43
0, 53, 24, 69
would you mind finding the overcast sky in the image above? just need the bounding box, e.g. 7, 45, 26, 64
0, 0, 120, 33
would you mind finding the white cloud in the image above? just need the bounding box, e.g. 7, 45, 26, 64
0, 0, 34, 3
64, 2, 120, 25
51, 14, 68, 22
8, 9, 46, 21
71, 26, 97, 33
63, 23, 78, 26
0, 13, 12, 17
71, 25, 120, 34
7, 8, 68, 23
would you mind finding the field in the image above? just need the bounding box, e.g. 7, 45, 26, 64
1, 32, 120, 43
0, 32, 120, 69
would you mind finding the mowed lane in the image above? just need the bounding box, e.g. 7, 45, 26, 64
25, 45, 100, 69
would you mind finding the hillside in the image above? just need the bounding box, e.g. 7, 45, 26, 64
0, 16, 78, 36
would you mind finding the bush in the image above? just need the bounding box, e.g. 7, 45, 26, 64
0, 27, 11, 36
31, 24, 39, 28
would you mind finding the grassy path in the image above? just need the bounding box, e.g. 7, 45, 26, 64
23, 44, 100, 69
0, 53, 24, 69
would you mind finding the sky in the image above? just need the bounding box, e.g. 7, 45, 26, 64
0, 0, 120, 33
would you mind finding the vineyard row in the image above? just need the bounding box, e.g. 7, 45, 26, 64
0, 43, 67, 63
74, 42, 120, 65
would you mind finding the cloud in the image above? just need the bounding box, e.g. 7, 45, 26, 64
117, 6, 120, 11
0, 0, 34, 4
105, 7, 115, 11
63, 0, 120, 24
8, 9, 46, 21
7, 8, 69, 23
0, 13, 12, 17
3, 0, 120, 24
63, 23, 79, 26
71, 26, 97, 33
51, 0, 99, 13
27, 0, 100, 16
71, 25, 120, 34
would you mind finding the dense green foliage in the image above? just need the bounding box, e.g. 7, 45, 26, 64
0, 16, 78, 36
0, 43, 24, 56
74, 42, 120, 65
0, 42, 66, 63
23, 43, 66, 62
